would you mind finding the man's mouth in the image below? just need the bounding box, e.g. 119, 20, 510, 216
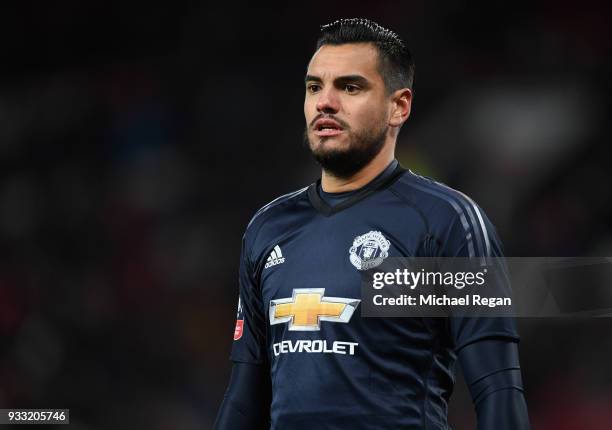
313, 119, 344, 137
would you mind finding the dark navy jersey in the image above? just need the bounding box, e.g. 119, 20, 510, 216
230, 161, 519, 429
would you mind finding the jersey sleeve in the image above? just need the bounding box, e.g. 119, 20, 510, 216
229, 236, 268, 364
440, 199, 520, 351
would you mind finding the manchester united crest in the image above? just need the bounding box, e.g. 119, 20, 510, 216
349, 230, 390, 270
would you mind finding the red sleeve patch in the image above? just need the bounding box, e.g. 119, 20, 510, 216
233, 319, 244, 340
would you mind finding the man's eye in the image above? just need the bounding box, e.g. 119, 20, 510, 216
307, 84, 321, 93
344, 84, 360, 94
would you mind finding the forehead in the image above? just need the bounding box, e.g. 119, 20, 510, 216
307, 43, 383, 82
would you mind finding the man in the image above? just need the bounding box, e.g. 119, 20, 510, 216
215, 18, 530, 429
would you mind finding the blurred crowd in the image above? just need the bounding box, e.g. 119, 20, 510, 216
0, 1, 611, 428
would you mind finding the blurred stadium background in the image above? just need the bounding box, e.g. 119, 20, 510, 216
1, 1, 611, 428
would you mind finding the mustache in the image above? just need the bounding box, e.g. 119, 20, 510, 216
309, 114, 350, 130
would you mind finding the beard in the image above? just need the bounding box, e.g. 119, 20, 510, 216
304, 122, 388, 179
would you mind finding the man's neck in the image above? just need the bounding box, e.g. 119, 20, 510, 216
321, 145, 395, 193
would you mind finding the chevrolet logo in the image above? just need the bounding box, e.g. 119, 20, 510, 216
269, 288, 360, 331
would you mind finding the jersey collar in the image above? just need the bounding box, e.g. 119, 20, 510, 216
307, 160, 406, 216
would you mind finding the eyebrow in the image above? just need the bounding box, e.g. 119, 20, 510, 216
305, 74, 371, 88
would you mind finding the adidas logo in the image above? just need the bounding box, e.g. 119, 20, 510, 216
265, 245, 285, 269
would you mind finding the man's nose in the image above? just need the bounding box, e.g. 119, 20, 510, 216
316, 88, 340, 113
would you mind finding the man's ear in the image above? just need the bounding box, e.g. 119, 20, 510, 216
389, 88, 412, 127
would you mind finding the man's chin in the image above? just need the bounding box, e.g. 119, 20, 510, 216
310, 146, 352, 162
310, 134, 349, 152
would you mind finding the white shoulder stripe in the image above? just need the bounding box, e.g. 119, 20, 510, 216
454, 189, 491, 256
404, 175, 492, 260
404, 181, 476, 257
246, 186, 308, 230
436, 184, 491, 257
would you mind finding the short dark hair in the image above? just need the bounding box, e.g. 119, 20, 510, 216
315, 18, 415, 94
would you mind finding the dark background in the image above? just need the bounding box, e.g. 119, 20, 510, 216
1, 1, 611, 428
